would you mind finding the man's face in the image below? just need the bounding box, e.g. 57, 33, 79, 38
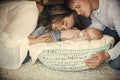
69, 0, 91, 17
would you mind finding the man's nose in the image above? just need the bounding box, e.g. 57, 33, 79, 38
75, 9, 81, 15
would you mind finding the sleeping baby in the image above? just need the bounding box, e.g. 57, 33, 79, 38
61, 27, 103, 41
29, 27, 103, 42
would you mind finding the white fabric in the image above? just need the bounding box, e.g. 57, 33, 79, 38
29, 35, 114, 64
0, 1, 39, 69
89, 0, 120, 60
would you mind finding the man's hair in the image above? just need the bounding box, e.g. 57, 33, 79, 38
64, 0, 73, 8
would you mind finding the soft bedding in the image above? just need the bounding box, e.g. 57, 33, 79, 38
29, 35, 114, 71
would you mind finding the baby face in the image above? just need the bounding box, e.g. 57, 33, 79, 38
79, 28, 101, 40
79, 29, 91, 40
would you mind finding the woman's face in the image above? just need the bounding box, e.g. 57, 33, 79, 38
51, 14, 75, 31
69, 0, 91, 17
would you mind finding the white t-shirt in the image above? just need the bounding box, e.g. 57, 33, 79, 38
0, 1, 39, 69
89, 0, 120, 60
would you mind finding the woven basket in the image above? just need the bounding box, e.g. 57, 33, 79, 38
38, 43, 111, 71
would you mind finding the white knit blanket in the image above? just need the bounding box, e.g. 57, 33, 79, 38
29, 35, 114, 71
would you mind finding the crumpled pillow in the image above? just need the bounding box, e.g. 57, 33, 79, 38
29, 35, 114, 71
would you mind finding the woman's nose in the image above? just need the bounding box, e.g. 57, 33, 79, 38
59, 27, 64, 30
57, 25, 65, 30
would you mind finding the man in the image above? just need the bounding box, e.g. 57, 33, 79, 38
65, 0, 120, 70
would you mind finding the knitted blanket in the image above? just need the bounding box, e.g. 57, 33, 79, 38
29, 35, 114, 71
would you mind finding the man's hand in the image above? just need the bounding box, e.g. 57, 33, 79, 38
85, 52, 110, 68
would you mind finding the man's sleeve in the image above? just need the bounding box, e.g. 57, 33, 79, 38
89, 15, 106, 31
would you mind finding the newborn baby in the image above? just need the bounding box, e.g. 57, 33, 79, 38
61, 27, 103, 41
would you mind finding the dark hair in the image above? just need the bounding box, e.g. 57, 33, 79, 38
36, 4, 87, 31
36, 4, 75, 30
64, 0, 88, 30
64, 0, 73, 9
73, 12, 87, 30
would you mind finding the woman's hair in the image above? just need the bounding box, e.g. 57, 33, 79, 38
36, 4, 75, 30
64, 0, 87, 30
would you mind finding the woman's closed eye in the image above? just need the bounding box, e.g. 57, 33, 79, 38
62, 21, 65, 25
62, 21, 68, 28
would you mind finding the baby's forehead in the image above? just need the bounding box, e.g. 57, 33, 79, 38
86, 28, 99, 36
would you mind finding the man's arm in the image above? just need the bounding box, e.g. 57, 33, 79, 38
85, 0, 120, 68
107, 0, 120, 60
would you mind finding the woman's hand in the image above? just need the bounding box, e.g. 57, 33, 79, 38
29, 34, 52, 45
85, 52, 110, 68
36, 34, 52, 43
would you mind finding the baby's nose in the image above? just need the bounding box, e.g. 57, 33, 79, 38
79, 32, 84, 37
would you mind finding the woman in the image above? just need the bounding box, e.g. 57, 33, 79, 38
29, 4, 76, 42
0, 1, 83, 69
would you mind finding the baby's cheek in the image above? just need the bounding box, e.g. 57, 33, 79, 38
82, 35, 90, 40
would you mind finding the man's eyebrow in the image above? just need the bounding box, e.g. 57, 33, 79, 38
72, 1, 75, 3
70, 3, 75, 9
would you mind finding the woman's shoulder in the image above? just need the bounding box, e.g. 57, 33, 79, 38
17, 1, 38, 13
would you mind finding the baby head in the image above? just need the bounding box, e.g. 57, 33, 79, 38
79, 27, 103, 40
